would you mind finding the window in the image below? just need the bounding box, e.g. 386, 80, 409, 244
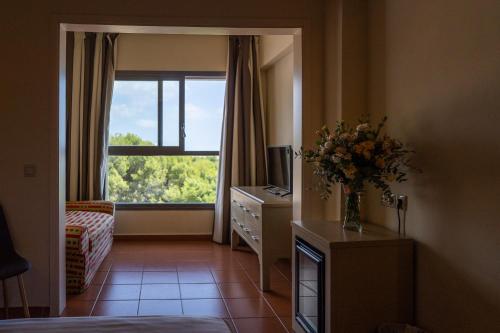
108, 71, 226, 207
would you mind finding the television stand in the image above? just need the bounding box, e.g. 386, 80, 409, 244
230, 186, 292, 291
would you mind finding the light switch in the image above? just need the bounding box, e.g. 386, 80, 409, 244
24, 164, 37, 177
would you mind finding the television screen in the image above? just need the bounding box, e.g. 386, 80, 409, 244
267, 145, 293, 193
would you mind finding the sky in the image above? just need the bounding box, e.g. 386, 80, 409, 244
109, 79, 226, 151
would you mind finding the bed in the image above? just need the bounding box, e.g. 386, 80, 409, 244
65, 201, 115, 294
0, 316, 234, 333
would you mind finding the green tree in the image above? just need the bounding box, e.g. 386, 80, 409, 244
107, 133, 218, 203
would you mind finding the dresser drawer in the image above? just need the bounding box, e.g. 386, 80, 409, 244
230, 198, 245, 223
231, 190, 261, 248
232, 217, 260, 250
245, 210, 261, 239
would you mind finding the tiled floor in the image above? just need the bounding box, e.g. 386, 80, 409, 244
63, 240, 293, 333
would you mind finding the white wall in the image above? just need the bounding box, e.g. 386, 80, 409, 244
261, 35, 294, 147
264, 52, 293, 146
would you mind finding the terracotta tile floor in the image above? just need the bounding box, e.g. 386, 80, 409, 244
63, 240, 293, 332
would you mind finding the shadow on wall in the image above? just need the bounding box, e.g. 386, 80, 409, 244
366, 0, 500, 331
415, 242, 500, 332
366, 0, 388, 228
383, 78, 500, 332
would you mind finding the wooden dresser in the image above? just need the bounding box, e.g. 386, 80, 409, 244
292, 220, 414, 333
230, 186, 293, 291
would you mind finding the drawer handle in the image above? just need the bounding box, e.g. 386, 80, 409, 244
251, 235, 260, 242
243, 227, 251, 233
241, 206, 248, 212
237, 222, 244, 228
250, 213, 259, 219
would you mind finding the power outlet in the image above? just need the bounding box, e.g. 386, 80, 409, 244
24, 164, 37, 177
397, 195, 408, 210
381, 193, 408, 211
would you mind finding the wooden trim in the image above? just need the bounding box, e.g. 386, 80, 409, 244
113, 234, 212, 241
1, 307, 49, 319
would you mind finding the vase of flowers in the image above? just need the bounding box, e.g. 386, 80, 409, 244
343, 188, 363, 231
300, 116, 415, 232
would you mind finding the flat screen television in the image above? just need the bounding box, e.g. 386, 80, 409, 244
267, 145, 293, 194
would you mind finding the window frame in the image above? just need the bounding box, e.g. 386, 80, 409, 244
108, 70, 226, 210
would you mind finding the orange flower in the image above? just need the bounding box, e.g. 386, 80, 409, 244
335, 146, 347, 154
375, 158, 385, 168
344, 164, 357, 179
362, 140, 375, 150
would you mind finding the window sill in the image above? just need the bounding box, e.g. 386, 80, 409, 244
115, 203, 215, 211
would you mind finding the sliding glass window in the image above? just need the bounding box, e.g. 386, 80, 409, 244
107, 71, 226, 209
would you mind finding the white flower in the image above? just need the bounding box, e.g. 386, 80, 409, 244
339, 133, 350, 140
356, 123, 370, 132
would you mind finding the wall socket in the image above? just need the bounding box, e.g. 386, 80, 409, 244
381, 193, 408, 210
23, 164, 37, 177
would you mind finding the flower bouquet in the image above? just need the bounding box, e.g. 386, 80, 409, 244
300, 116, 415, 232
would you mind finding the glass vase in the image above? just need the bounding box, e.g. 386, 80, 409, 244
343, 190, 363, 232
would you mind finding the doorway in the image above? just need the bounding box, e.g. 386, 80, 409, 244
52, 22, 304, 316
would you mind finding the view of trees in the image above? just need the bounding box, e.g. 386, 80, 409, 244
107, 133, 219, 203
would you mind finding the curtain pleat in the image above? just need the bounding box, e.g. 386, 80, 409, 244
66, 32, 118, 201
213, 36, 267, 244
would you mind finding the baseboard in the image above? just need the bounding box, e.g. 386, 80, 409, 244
1, 306, 50, 319
113, 234, 213, 241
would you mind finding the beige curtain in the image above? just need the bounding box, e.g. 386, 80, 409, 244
213, 36, 267, 244
67, 32, 119, 201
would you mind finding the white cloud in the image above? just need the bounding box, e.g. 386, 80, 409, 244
186, 103, 222, 121
163, 81, 179, 101
110, 103, 135, 118
137, 119, 157, 129
114, 81, 157, 96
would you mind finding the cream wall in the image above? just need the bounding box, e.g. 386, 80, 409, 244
263, 52, 293, 146
260, 35, 293, 68
117, 34, 228, 71
114, 33, 228, 235
325, 0, 500, 332
323, 0, 367, 220
261, 35, 294, 147
0, 0, 325, 309
114, 210, 214, 235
